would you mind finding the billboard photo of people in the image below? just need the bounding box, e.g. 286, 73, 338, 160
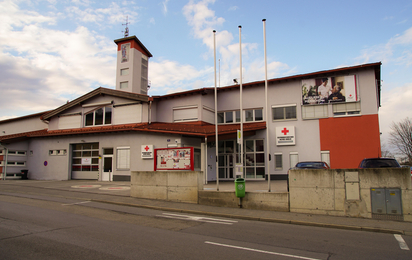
302, 75, 356, 105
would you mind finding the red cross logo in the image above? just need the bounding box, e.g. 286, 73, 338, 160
144, 146, 150, 151
281, 127, 289, 135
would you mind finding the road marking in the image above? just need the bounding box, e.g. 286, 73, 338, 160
99, 187, 130, 190
71, 185, 101, 189
157, 213, 238, 225
62, 201, 91, 206
205, 241, 321, 260
394, 234, 410, 250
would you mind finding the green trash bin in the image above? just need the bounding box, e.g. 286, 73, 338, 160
235, 178, 245, 198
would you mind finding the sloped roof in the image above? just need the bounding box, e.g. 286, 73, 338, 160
153, 62, 382, 100
0, 122, 266, 144
41, 87, 149, 121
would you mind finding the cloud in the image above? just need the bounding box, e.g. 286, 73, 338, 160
0, 2, 116, 118
379, 82, 412, 145
355, 26, 412, 66
161, 0, 170, 15
182, 0, 291, 87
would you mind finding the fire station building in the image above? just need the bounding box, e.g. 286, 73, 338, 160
0, 35, 382, 182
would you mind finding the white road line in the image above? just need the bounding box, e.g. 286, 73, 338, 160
62, 201, 91, 206
157, 213, 238, 225
205, 241, 321, 260
394, 234, 410, 250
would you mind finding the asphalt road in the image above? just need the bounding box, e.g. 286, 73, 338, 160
1, 189, 411, 260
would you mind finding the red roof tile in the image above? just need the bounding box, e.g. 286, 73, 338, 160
0, 122, 266, 143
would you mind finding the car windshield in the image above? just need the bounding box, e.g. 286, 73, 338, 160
295, 162, 325, 168
363, 159, 399, 168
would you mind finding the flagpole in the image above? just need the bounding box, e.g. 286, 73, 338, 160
263, 19, 271, 192
239, 25, 243, 178
213, 30, 219, 191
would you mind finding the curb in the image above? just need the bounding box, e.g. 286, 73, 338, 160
91, 199, 406, 235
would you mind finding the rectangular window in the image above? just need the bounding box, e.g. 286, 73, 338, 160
120, 81, 128, 89
7, 150, 27, 156
289, 152, 299, 169
84, 107, 112, 127
173, 106, 198, 122
333, 102, 361, 116
117, 147, 130, 170
274, 153, 283, 170
120, 68, 129, 75
217, 112, 224, 123
6, 161, 26, 166
321, 151, 330, 167
225, 111, 233, 123
244, 139, 265, 179
272, 105, 297, 121
302, 104, 328, 119
245, 109, 263, 122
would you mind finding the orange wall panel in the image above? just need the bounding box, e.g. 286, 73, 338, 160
319, 114, 381, 169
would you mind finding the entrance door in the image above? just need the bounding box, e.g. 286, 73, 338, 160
218, 154, 234, 179
102, 148, 113, 181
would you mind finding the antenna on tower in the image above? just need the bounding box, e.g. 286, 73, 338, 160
122, 16, 129, 37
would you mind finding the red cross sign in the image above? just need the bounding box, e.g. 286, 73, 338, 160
281, 127, 289, 135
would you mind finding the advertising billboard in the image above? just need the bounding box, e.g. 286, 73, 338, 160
302, 75, 357, 105
154, 147, 194, 171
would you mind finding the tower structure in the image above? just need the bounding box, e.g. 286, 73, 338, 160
114, 36, 152, 95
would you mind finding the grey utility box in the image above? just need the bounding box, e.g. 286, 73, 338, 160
371, 188, 402, 215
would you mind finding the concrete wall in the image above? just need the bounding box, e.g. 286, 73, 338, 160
130, 171, 204, 203
199, 190, 289, 211
289, 168, 412, 221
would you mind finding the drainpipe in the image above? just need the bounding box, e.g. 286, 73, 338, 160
148, 98, 153, 125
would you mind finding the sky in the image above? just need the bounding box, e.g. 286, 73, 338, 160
1, 0, 412, 154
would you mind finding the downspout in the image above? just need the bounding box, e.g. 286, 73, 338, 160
148, 98, 152, 125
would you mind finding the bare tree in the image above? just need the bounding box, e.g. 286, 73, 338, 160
389, 117, 412, 164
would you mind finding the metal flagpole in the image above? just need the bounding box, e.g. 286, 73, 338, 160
213, 30, 219, 191
263, 19, 271, 192
239, 25, 243, 178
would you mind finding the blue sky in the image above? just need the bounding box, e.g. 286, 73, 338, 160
1, 0, 412, 152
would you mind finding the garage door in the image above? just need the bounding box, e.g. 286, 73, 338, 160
71, 143, 99, 180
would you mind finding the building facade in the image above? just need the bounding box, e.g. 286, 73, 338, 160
0, 35, 382, 182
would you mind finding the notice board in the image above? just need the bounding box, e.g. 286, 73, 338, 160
154, 147, 194, 171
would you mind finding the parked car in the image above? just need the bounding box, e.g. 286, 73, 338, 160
291, 161, 330, 170
358, 158, 401, 168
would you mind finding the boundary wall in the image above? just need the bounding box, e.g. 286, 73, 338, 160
131, 171, 203, 203
289, 168, 412, 221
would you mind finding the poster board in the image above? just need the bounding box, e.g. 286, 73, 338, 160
154, 147, 194, 171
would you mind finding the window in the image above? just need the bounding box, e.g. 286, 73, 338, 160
333, 102, 361, 116
6, 161, 26, 166
120, 81, 128, 89
7, 150, 26, 156
84, 107, 112, 126
117, 147, 130, 170
289, 153, 299, 169
173, 106, 198, 122
217, 110, 240, 124
274, 153, 283, 170
272, 105, 297, 121
245, 109, 263, 122
321, 151, 330, 167
302, 104, 328, 119
49, 149, 67, 156
120, 68, 129, 75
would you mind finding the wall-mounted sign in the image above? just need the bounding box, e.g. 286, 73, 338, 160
302, 75, 357, 105
276, 126, 295, 146
154, 147, 194, 171
141, 145, 154, 159
82, 158, 92, 165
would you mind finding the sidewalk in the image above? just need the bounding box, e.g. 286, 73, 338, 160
1, 180, 411, 236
